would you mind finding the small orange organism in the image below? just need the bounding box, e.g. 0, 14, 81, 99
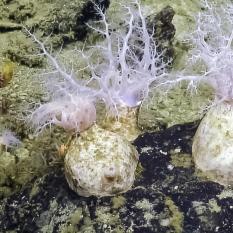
57, 143, 68, 158
56, 136, 74, 158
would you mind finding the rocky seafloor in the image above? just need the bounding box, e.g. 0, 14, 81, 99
1, 0, 233, 232
1, 122, 233, 233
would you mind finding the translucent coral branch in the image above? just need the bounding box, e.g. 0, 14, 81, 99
23, 27, 81, 89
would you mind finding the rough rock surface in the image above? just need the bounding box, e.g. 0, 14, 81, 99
1, 123, 233, 233
138, 83, 213, 131
1, 1, 232, 232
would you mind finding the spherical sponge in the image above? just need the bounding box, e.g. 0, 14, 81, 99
64, 124, 138, 197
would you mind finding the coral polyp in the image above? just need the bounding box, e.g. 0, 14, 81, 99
28, 95, 96, 134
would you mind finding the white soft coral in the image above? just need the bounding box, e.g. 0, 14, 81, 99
188, 0, 233, 102
25, 0, 170, 133
24, 29, 98, 134
167, 0, 233, 103
29, 96, 96, 134
86, 0, 169, 114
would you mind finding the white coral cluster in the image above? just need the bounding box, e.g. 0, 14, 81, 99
26, 0, 169, 133
23, 0, 233, 191
85, 1, 168, 113
23, 0, 171, 197
187, 0, 233, 102
166, 0, 233, 103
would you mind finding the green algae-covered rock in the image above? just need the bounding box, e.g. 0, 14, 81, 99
0, 0, 88, 40
65, 124, 138, 197
138, 83, 213, 131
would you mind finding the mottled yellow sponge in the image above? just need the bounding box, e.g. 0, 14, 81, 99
65, 124, 138, 197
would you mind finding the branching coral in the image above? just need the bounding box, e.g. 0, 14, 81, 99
24, 28, 98, 134
84, 0, 170, 113
164, 0, 233, 103
187, 0, 233, 102
25, 0, 170, 134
